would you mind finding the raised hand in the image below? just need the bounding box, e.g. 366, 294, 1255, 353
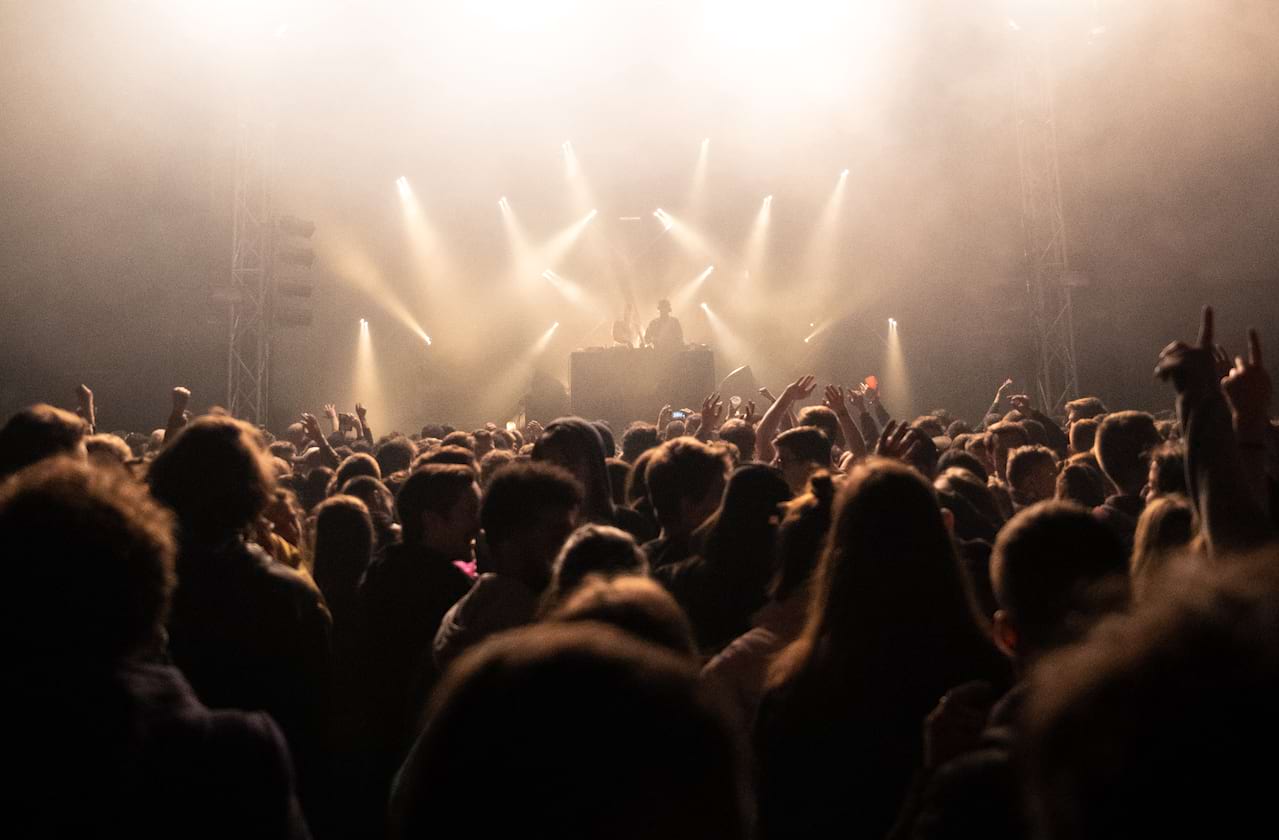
739, 400, 757, 424
172, 386, 191, 413
1009, 393, 1032, 414
701, 392, 724, 431
523, 420, 545, 443
658, 404, 674, 429
847, 385, 867, 414
355, 402, 368, 422
1155, 306, 1220, 399
1222, 328, 1271, 429
783, 375, 817, 404
300, 413, 326, 444
823, 384, 848, 416
876, 420, 923, 463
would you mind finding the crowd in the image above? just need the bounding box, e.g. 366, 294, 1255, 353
4, 305, 1277, 839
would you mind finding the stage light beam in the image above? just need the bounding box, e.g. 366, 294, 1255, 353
670, 265, 716, 310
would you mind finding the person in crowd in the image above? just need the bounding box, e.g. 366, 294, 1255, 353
894, 501, 1130, 840
390, 623, 746, 839
541, 523, 650, 610
0, 403, 88, 477
772, 426, 833, 494
755, 458, 1010, 840
1005, 445, 1058, 510
1064, 396, 1107, 426
146, 415, 331, 821
547, 575, 697, 656
1144, 439, 1188, 500
1067, 417, 1098, 455
413, 443, 477, 469
353, 463, 479, 828
985, 421, 1029, 483
718, 417, 758, 463
1092, 410, 1162, 549
641, 437, 730, 571
340, 473, 399, 550
375, 436, 416, 477
657, 463, 792, 656
478, 447, 517, 489
625, 447, 662, 541
703, 471, 838, 734
1023, 552, 1279, 840
4, 458, 311, 839
327, 451, 380, 495
434, 462, 582, 670
298, 466, 334, 512
311, 494, 374, 635
606, 456, 631, 506
621, 421, 661, 463
85, 431, 133, 466
533, 416, 649, 539
1129, 494, 1198, 601
1053, 460, 1108, 509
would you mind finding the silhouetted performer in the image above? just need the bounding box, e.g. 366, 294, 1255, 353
644, 299, 684, 352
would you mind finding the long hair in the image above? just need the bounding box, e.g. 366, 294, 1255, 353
769, 458, 1001, 699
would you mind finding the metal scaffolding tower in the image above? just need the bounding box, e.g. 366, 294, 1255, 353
1015, 33, 1080, 414
226, 117, 273, 426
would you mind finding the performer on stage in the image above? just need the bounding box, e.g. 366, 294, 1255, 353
643, 299, 684, 352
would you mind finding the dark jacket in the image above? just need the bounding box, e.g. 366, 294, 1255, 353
355, 541, 473, 759
14, 660, 310, 839
1093, 493, 1144, 553
166, 536, 331, 803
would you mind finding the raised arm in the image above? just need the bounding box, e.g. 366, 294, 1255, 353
1010, 394, 1069, 457
977, 378, 1013, 431
1222, 327, 1273, 509
323, 403, 340, 435
823, 384, 868, 462
75, 384, 96, 434
756, 375, 816, 465
695, 393, 724, 443
300, 413, 341, 470
355, 403, 374, 446
1156, 307, 1274, 554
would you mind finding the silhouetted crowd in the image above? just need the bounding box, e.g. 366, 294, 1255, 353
5, 306, 1277, 839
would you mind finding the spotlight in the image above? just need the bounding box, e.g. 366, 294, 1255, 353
396, 176, 409, 192
552, 321, 560, 330
423, 334, 432, 346
588, 208, 598, 220
840, 169, 849, 178
888, 318, 897, 329
763, 195, 773, 206
498, 196, 509, 209
700, 302, 710, 311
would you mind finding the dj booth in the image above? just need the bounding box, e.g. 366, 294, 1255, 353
570, 347, 715, 431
